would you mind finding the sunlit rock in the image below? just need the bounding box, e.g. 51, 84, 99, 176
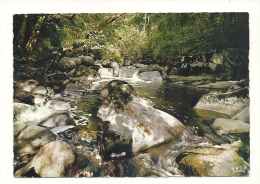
176, 147, 249, 176
13, 101, 70, 135
41, 114, 68, 128
211, 118, 249, 135
97, 80, 185, 157
15, 140, 75, 177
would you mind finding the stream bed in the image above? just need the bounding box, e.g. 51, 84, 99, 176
56, 75, 249, 177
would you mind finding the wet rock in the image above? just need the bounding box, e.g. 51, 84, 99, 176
41, 114, 68, 128
15, 140, 75, 177
194, 86, 249, 118
176, 147, 249, 176
139, 71, 163, 82
69, 65, 101, 84
14, 125, 56, 160
13, 101, 70, 135
58, 57, 82, 72
124, 154, 173, 177
97, 80, 185, 157
211, 118, 249, 135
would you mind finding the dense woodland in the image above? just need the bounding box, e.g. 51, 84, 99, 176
13, 13, 249, 81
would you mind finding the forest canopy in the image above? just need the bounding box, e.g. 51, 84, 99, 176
13, 13, 249, 78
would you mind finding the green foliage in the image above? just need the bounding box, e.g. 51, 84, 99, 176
13, 13, 249, 79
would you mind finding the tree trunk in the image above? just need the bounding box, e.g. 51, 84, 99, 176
24, 15, 46, 55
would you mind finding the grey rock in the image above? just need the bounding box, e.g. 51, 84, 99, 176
15, 140, 75, 177
139, 71, 163, 81
41, 114, 68, 128
211, 118, 250, 135
13, 101, 70, 135
97, 81, 185, 156
14, 125, 56, 159
58, 57, 81, 72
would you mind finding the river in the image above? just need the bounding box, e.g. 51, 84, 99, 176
60, 75, 249, 176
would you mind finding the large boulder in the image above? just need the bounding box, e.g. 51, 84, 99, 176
138, 64, 167, 78
68, 65, 101, 84
14, 84, 48, 106
176, 147, 249, 176
124, 154, 173, 177
13, 101, 70, 135
139, 71, 163, 82
194, 85, 249, 118
14, 140, 75, 177
210, 118, 250, 135
97, 80, 185, 157
58, 57, 82, 72
14, 125, 56, 160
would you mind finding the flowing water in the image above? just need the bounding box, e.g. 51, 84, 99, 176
62, 75, 249, 176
